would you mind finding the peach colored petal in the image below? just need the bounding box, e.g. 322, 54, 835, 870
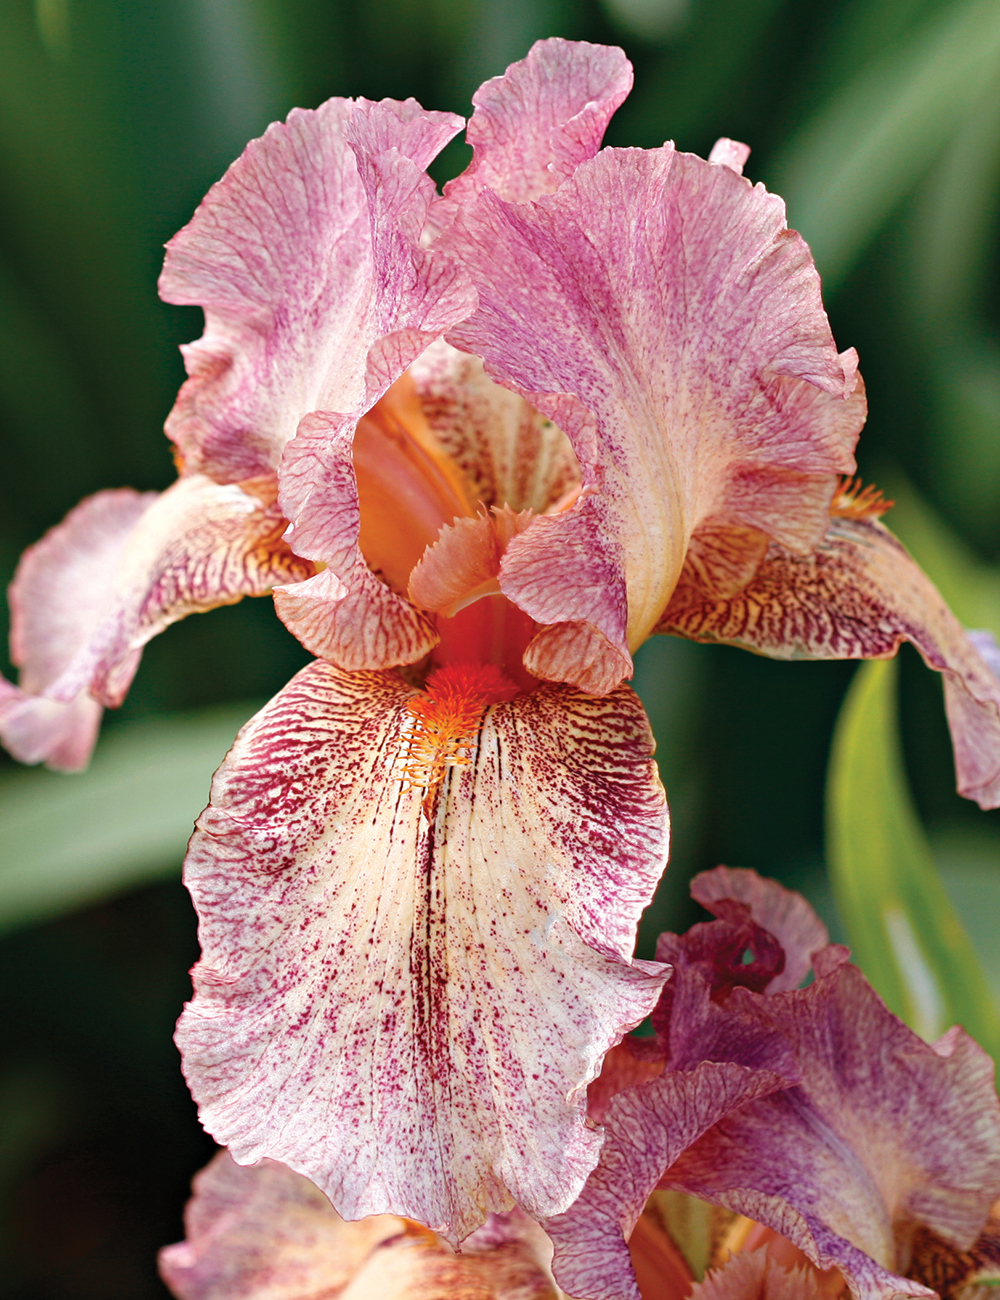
679, 523, 770, 601
408, 507, 533, 616
408, 341, 580, 514
160, 97, 472, 482
690, 1248, 831, 1300
159, 1149, 410, 1298
659, 517, 1000, 809
161, 1149, 563, 1300
447, 144, 862, 687
444, 38, 632, 206
176, 661, 669, 1241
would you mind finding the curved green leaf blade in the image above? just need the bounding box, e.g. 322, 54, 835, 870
826, 657, 1000, 1056
773, 0, 1000, 289
0, 701, 260, 935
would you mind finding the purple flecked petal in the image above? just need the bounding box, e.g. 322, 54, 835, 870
160, 97, 471, 483
176, 661, 669, 1241
447, 143, 862, 690
662, 965, 1000, 1299
547, 1060, 793, 1300
445, 38, 632, 206
690, 868, 829, 993
660, 516, 1000, 809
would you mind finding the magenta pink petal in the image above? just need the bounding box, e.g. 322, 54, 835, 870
176, 661, 669, 1241
447, 144, 861, 685
660, 516, 1000, 808
445, 38, 632, 206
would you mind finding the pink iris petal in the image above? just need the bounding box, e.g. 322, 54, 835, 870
447, 143, 862, 692
160, 1150, 563, 1299
444, 38, 633, 206
660, 516, 1000, 808
176, 661, 669, 1241
160, 97, 472, 484
0, 488, 152, 769
1, 476, 308, 770
549, 871, 1000, 1300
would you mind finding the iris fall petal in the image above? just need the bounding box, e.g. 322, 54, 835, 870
659, 516, 1000, 808
176, 660, 669, 1241
1, 476, 308, 769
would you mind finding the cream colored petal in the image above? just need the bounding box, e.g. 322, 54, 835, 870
177, 663, 669, 1242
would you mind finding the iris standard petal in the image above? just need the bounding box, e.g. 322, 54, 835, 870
447, 144, 862, 689
444, 37, 632, 206
176, 661, 669, 1241
659, 516, 1000, 808
160, 97, 470, 483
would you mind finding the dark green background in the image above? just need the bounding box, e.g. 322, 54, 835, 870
1, 0, 998, 1293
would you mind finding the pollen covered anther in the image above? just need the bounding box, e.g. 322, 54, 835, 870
401, 662, 518, 816
830, 475, 894, 521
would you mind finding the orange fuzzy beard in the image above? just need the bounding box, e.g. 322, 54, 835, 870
401, 663, 518, 817
830, 475, 894, 521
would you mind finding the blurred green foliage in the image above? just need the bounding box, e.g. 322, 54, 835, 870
1, 0, 999, 1294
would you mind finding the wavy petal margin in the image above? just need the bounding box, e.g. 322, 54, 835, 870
445, 38, 632, 207
159, 1150, 562, 1299
659, 516, 1000, 808
663, 969, 1000, 1299
177, 662, 669, 1241
1, 476, 308, 770
161, 96, 472, 482
447, 143, 862, 689
690, 867, 829, 994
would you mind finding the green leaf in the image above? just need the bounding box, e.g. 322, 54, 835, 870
826, 657, 1000, 1055
0, 701, 260, 935
772, 0, 1000, 289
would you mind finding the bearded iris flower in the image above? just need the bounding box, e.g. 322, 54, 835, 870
3, 37, 1000, 1243
547, 869, 1000, 1300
